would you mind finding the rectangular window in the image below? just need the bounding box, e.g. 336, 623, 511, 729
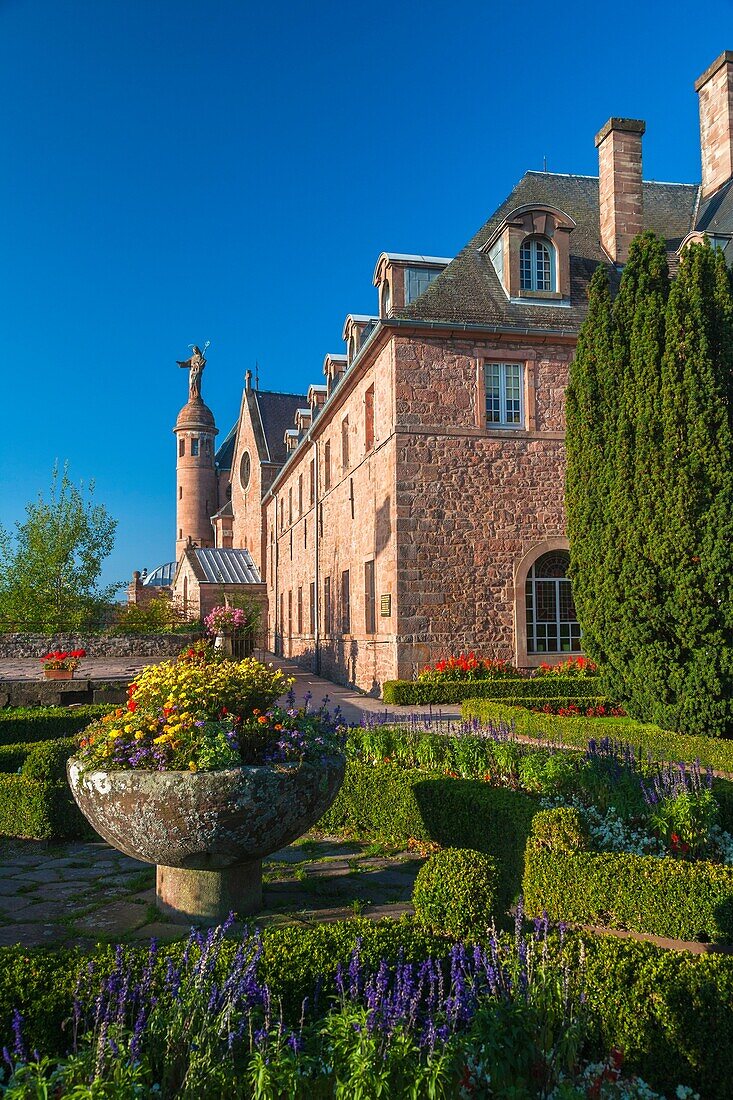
319, 503, 324, 538
178, 438, 185, 457
298, 474, 303, 516
485, 362, 524, 428
179, 486, 183, 499
191, 438, 200, 456
304, 518, 307, 549
341, 570, 350, 633
288, 590, 292, 639
324, 441, 331, 491
288, 487, 293, 525
310, 459, 315, 506
364, 560, 376, 634
309, 581, 316, 633
342, 417, 349, 470
324, 576, 332, 634
279, 592, 284, 641
365, 385, 375, 451
405, 267, 439, 303
297, 587, 303, 634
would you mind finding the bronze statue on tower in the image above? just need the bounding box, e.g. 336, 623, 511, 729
177, 341, 210, 401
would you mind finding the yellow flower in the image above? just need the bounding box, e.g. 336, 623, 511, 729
188, 761, 198, 772
134, 731, 145, 741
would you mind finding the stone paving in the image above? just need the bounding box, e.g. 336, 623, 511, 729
0, 834, 422, 948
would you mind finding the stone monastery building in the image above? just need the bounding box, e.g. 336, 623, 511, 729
160, 51, 733, 694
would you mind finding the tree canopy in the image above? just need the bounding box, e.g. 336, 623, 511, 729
566, 235, 733, 737
0, 464, 118, 632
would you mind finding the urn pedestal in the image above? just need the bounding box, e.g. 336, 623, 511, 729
67, 757, 345, 924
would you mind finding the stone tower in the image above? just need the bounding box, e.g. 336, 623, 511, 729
173, 356, 219, 560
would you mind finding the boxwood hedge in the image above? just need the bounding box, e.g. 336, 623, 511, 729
382, 677, 602, 706
0, 706, 108, 746
0, 736, 89, 840
524, 841, 733, 943
317, 761, 538, 907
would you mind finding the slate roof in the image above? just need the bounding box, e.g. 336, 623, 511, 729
252, 390, 307, 465
187, 547, 262, 585
695, 176, 733, 264
396, 171, 700, 331
215, 423, 237, 471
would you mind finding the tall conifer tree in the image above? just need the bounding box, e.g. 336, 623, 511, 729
655, 243, 733, 736
566, 237, 733, 736
565, 266, 615, 667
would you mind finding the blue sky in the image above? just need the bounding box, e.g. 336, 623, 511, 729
1, 0, 731, 589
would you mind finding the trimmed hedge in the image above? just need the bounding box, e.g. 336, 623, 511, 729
0, 736, 89, 840
382, 677, 602, 706
1, 924, 733, 1095
413, 849, 499, 937
462, 698, 733, 774
523, 839, 733, 942
0, 706, 108, 746
317, 761, 538, 907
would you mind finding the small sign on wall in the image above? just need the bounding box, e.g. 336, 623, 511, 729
380, 594, 391, 617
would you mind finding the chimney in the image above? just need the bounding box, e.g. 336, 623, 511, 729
695, 51, 733, 199
595, 118, 645, 264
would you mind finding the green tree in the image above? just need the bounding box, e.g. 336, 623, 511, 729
566, 236, 733, 736
0, 464, 119, 632
654, 243, 733, 735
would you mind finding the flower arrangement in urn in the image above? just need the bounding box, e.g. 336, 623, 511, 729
40, 648, 86, 679
204, 604, 251, 636
76, 641, 344, 772
68, 641, 347, 922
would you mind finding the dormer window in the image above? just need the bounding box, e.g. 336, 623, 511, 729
483, 205, 574, 302
519, 237, 555, 292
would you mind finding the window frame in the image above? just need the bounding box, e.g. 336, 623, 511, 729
525, 551, 581, 655
484, 361, 525, 429
519, 236, 556, 294
365, 384, 375, 452
323, 576, 332, 635
341, 569, 350, 634
364, 560, 376, 634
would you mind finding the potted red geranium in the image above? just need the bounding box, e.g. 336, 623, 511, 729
40, 649, 86, 680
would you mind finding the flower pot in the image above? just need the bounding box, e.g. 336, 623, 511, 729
66, 755, 345, 924
213, 633, 233, 656
44, 669, 74, 680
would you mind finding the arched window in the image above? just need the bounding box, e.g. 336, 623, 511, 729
525, 550, 581, 654
381, 280, 391, 317
182, 575, 188, 614
519, 237, 555, 292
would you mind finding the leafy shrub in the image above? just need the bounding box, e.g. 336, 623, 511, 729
112, 595, 199, 635
531, 807, 589, 852
523, 841, 733, 942
20, 738, 77, 782
412, 848, 499, 936
462, 699, 733, 776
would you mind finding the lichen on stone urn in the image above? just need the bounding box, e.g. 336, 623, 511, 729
67, 756, 345, 921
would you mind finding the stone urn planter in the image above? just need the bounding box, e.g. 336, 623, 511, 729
67, 756, 345, 923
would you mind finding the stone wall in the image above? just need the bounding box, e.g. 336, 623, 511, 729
264, 340, 398, 694
0, 634, 201, 659
392, 332, 572, 676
